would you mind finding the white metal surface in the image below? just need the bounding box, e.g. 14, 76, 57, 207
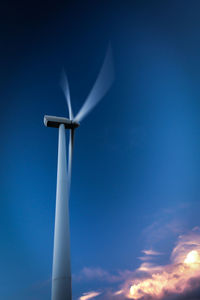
52, 124, 72, 300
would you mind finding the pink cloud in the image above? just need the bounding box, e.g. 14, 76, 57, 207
79, 291, 101, 300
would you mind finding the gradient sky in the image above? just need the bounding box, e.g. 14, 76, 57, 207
1, 1, 200, 299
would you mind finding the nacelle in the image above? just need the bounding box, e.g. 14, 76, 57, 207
44, 115, 80, 129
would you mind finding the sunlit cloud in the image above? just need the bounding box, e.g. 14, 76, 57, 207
79, 291, 101, 300
142, 249, 163, 256
121, 228, 200, 299
138, 249, 164, 262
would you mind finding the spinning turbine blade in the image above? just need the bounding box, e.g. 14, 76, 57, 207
74, 45, 114, 122
61, 70, 74, 120
68, 129, 74, 192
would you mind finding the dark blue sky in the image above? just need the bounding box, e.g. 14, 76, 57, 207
1, 1, 200, 299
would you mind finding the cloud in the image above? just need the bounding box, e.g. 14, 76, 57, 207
120, 228, 200, 299
138, 250, 164, 262
141, 204, 193, 251
77, 228, 200, 300
74, 267, 132, 283
142, 249, 163, 256
79, 291, 101, 300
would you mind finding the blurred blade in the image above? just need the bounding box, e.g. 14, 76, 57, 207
68, 129, 74, 192
74, 45, 114, 122
61, 70, 74, 120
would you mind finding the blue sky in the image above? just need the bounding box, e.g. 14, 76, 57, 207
1, 1, 200, 299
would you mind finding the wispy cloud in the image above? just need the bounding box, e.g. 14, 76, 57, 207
74, 267, 131, 283
142, 249, 163, 256
79, 291, 101, 300
138, 249, 163, 262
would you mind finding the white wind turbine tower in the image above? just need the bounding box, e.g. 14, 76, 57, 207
44, 46, 114, 300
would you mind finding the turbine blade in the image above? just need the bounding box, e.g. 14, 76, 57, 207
68, 129, 74, 192
74, 45, 114, 122
61, 70, 74, 120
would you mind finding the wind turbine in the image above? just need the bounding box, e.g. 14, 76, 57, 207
44, 46, 114, 300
